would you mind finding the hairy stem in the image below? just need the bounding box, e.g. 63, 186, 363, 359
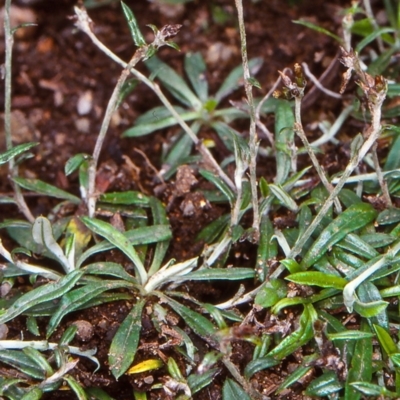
4, 0, 34, 222
234, 0, 260, 240
293, 95, 342, 213
87, 51, 144, 217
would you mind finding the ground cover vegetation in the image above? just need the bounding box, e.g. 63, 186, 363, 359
1, 0, 400, 398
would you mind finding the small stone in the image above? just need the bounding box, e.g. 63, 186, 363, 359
71, 320, 94, 342
0, 282, 12, 298
75, 117, 90, 133
0, 324, 8, 340
77, 90, 93, 115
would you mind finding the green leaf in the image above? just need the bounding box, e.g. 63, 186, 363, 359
353, 299, 389, 318
65, 375, 88, 400
360, 233, 395, 248
196, 214, 230, 244
293, 19, 343, 43
47, 281, 132, 338
274, 100, 294, 185
171, 268, 255, 282
0, 142, 38, 165
147, 197, 171, 276
215, 57, 263, 103
355, 27, 395, 53
77, 224, 172, 268
65, 153, 90, 176
243, 357, 280, 379
21, 388, 43, 400
85, 387, 116, 400
377, 208, 400, 225
12, 177, 81, 204
350, 382, 399, 397
162, 123, 198, 178
345, 321, 372, 400
384, 135, 400, 171
121, 2, 146, 47
80, 217, 147, 285
301, 202, 377, 269
163, 296, 216, 339
269, 184, 298, 212
123, 108, 198, 137
187, 368, 218, 394
109, 298, 146, 379
255, 279, 287, 308
84, 262, 137, 283
268, 304, 316, 359
222, 378, 251, 400
32, 216, 73, 274
22, 347, 53, 376
99, 191, 150, 206
275, 366, 313, 394
199, 169, 235, 205
327, 330, 374, 341
145, 56, 202, 109
0, 270, 83, 324
374, 324, 398, 355
305, 371, 342, 396
357, 281, 389, 327
286, 271, 347, 289
0, 350, 46, 380
256, 215, 277, 281
184, 52, 208, 102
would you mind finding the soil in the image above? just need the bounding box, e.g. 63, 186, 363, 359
0, 0, 388, 399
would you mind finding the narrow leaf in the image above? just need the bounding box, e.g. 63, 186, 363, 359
0, 142, 38, 165
80, 217, 147, 285
121, 2, 146, 47
286, 271, 347, 289
127, 359, 163, 374
222, 378, 251, 400
32, 216, 73, 274
145, 56, 202, 109
244, 357, 279, 379
163, 296, 216, 339
65, 153, 90, 176
47, 281, 131, 338
0, 270, 83, 324
109, 298, 146, 379
170, 268, 255, 282
12, 177, 81, 204
301, 203, 377, 269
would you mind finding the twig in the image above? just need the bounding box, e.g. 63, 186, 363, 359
301, 62, 342, 99
4, 0, 34, 222
87, 55, 138, 217
234, 0, 260, 240
279, 65, 342, 213
371, 143, 392, 206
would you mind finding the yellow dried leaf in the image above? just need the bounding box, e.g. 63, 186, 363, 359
127, 359, 163, 375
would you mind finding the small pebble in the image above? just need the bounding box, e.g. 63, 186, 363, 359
75, 117, 90, 134
0, 323, 9, 340
71, 320, 94, 342
77, 90, 93, 115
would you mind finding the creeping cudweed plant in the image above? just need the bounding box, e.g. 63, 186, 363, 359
1, 0, 400, 399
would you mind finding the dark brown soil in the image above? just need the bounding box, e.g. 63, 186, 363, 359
0, 0, 381, 399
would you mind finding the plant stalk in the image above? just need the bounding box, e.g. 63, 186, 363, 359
4, 0, 34, 222
234, 0, 260, 240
